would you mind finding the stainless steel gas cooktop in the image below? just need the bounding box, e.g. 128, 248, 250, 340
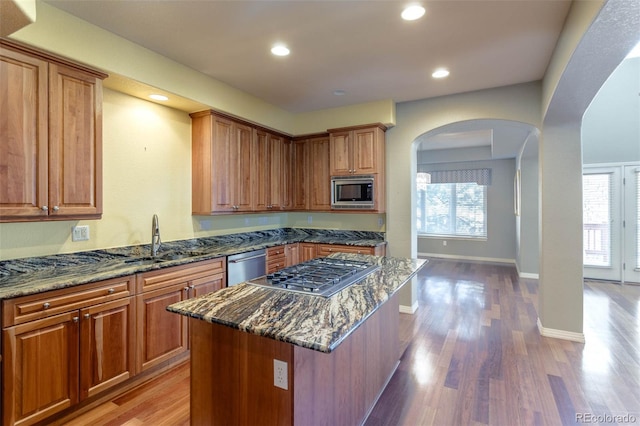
247, 257, 380, 297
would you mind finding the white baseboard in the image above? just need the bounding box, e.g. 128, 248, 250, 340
399, 302, 418, 314
515, 263, 539, 279
418, 252, 515, 265
537, 318, 585, 343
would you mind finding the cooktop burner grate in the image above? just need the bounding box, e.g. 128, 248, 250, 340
247, 257, 380, 297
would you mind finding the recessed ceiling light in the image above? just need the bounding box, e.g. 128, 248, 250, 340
432, 68, 450, 79
333, 89, 346, 96
271, 44, 290, 56
149, 94, 169, 101
401, 5, 426, 21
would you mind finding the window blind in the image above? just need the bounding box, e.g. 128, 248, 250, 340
583, 173, 613, 267
417, 168, 492, 186
636, 170, 640, 269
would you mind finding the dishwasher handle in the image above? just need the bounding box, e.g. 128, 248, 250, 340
228, 253, 266, 263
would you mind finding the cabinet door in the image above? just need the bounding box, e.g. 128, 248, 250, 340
310, 137, 331, 210
234, 123, 255, 211
280, 139, 293, 210
79, 297, 136, 400
3, 311, 79, 426
329, 131, 352, 175
268, 134, 283, 210
254, 130, 270, 211
190, 272, 225, 297
292, 140, 309, 210
136, 284, 188, 373
0, 46, 49, 219
300, 243, 318, 262
211, 116, 235, 212
48, 63, 102, 218
352, 128, 380, 174
285, 243, 299, 267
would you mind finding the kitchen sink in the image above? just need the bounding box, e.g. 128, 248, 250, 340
123, 251, 206, 265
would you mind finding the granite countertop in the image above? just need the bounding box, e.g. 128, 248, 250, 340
167, 253, 426, 353
0, 228, 385, 300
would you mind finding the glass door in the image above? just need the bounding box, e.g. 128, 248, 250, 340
623, 166, 640, 283
583, 168, 621, 281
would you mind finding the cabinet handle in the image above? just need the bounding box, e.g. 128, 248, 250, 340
72, 317, 79, 323
84, 313, 91, 320
52, 206, 59, 212
43, 302, 51, 309
41, 206, 48, 211
329, 248, 333, 252
107, 288, 115, 294
184, 287, 190, 292
189, 285, 195, 289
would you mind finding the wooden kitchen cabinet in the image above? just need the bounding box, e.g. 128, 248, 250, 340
292, 135, 331, 211
2, 275, 135, 426
0, 40, 106, 222
255, 130, 292, 211
135, 258, 225, 372
300, 243, 319, 262
191, 111, 255, 214
266, 245, 287, 273
316, 243, 387, 257
329, 124, 386, 176
285, 243, 300, 267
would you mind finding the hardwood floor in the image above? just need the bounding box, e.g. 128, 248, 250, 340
63, 259, 640, 425
366, 259, 640, 426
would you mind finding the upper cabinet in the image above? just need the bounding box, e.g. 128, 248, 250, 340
191, 111, 255, 214
329, 124, 386, 176
191, 110, 292, 214
256, 130, 292, 211
0, 40, 107, 222
292, 134, 331, 211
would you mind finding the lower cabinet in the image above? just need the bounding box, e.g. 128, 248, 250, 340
285, 243, 299, 267
300, 242, 319, 262
316, 243, 387, 257
135, 258, 225, 372
266, 245, 287, 273
1, 257, 225, 426
2, 276, 136, 426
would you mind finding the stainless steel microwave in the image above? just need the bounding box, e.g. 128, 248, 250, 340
331, 175, 375, 209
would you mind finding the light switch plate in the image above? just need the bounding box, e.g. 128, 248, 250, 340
72, 225, 90, 242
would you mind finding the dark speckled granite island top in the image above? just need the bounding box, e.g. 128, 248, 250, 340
0, 228, 386, 300
167, 253, 426, 353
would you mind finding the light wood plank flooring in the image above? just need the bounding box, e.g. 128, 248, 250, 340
64, 259, 640, 425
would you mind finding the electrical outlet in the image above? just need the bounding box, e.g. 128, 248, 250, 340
307, 215, 313, 224
378, 217, 384, 227
244, 218, 250, 226
443, 240, 447, 246
273, 359, 288, 390
72, 225, 90, 242
200, 220, 212, 231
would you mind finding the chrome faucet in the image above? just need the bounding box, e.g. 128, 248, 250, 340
151, 214, 161, 257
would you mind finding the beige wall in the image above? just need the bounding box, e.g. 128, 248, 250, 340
0, 89, 387, 261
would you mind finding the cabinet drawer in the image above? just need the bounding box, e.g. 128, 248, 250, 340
2, 275, 134, 327
316, 244, 376, 257
136, 257, 226, 293
266, 259, 286, 274
266, 246, 285, 258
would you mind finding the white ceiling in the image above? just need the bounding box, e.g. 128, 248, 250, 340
43, 0, 572, 115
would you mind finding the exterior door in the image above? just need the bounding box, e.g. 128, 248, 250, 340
624, 165, 640, 283
583, 164, 640, 283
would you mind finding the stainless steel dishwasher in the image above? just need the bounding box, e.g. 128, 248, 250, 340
227, 249, 266, 286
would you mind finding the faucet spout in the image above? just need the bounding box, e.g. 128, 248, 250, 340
151, 214, 161, 257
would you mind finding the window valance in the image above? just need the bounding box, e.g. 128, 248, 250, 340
417, 168, 492, 185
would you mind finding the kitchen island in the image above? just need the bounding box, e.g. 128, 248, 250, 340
167, 253, 426, 425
